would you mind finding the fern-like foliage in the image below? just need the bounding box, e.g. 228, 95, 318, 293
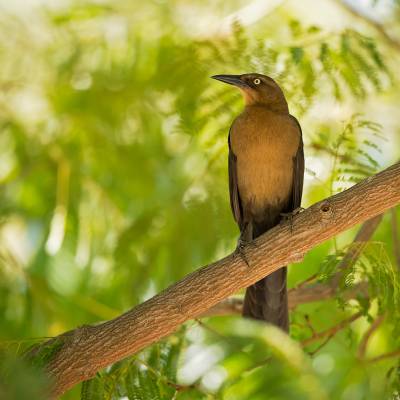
79, 330, 187, 400
24, 337, 64, 372
309, 113, 385, 196
196, 22, 391, 122
81, 374, 104, 400
318, 240, 400, 334
0, 3, 398, 400
387, 360, 400, 399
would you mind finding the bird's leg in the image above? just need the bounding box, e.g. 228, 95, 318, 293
280, 206, 304, 219
280, 207, 304, 233
235, 222, 253, 267
236, 236, 251, 268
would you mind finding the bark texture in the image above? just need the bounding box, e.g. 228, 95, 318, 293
36, 162, 400, 398
203, 213, 382, 317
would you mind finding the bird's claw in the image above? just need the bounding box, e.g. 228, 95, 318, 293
235, 238, 251, 267
248, 239, 259, 249
280, 207, 304, 219
280, 207, 304, 233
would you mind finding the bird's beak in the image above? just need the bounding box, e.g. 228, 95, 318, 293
211, 74, 248, 88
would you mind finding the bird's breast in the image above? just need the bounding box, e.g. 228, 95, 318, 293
230, 110, 300, 216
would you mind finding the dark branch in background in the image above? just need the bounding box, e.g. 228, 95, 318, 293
309, 142, 352, 164
27, 162, 400, 398
366, 349, 400, 363
335, 0, 400, 52
302, 311, 363, 347
358, 314, 386, 359
391, 207, 400, 270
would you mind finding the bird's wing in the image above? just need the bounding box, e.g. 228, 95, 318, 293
228, 129, 244, 230
289, 115, 305, 210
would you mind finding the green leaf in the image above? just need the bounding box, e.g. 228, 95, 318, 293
81, 375, 104, 400
290, 46, 304, 63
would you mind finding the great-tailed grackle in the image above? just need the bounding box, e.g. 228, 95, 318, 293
212, 73, 304, 332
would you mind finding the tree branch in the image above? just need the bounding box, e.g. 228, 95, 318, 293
31, 162, 400, 398
365, 349, 400, 363
204, 213, 382, 318
357, 313, 385, 359
301, 311, 363, 347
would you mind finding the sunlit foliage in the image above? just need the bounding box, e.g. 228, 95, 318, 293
1, 0, 400, 399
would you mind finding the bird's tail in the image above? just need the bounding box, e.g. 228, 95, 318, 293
242, 267, 289, 332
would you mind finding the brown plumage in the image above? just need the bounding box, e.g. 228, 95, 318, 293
212, 73, 304, 331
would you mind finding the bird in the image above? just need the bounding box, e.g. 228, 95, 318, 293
211, 73, 304, 332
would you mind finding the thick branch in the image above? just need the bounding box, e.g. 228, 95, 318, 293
35, 162, 400, 398
204, 213, 382, 317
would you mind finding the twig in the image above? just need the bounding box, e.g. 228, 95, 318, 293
358, 314, 386, 359
310, 142, 352, 163
133, 357, 198, 393
304, 314, 317, 336
194, 319, 229, 341
307, 334, 334, 356
202, 281, 369, 317
288, 273, 319, 292
365, 349, 400, 363
194, 319, 256, 363
301, 311, 363, 347
240, 356, 272, 375
200, 297, 243, 317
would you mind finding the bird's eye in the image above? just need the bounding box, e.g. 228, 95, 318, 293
253, 78, 261, 85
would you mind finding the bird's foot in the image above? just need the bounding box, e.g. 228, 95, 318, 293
235, 237, 251, 267
280, 206, 304, 219
280, 207, 304, 233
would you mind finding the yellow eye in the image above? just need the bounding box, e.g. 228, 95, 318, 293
253, 78, 261, 85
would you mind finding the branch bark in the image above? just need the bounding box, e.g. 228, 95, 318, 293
203, 213, 382, 317
33, 162, 400, 398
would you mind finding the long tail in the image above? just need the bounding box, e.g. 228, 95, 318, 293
242, 267, 289, 331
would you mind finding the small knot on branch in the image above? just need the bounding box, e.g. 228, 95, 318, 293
318, 201, 334, 223
320, 202, 331, 213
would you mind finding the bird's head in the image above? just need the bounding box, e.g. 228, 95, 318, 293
211, 73, 288, 112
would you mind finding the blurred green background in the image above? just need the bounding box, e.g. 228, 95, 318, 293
1, 0, 400, 399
